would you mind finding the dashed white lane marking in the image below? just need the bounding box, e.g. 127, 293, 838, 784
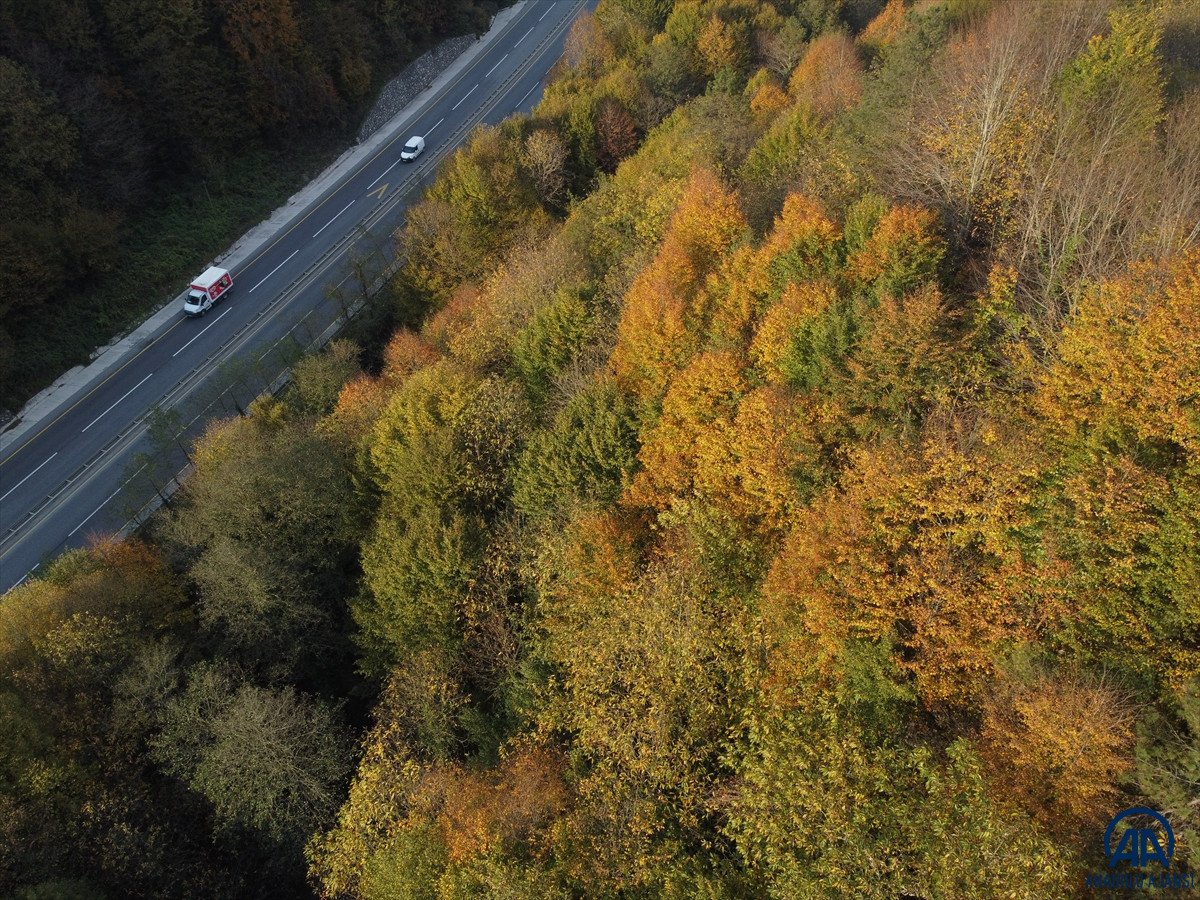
426, 117, 445, 135
69, 485, 124, 537
487, 53, 509, 77
0, 452, 58, 503
368, 158, 401, 190
81, 373, 153, 433
313, 201, 355, 237
3, 7, 587, 591
173, 308, 232, 358
249, 250, 299, 292
13, 564, 39, 588
452, 83, 479, 110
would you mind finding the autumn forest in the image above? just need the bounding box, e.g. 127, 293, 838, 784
3, 0, 1200, 897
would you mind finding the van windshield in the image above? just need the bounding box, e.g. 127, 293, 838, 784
404, 142, 419, 152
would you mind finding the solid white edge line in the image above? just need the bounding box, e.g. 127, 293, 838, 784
313, 200, 355, 237
2, 0, 586, 591
172, 308, 233, 359
0, 452, 59, 504
249, 249, 299, 292
451, 83, 479, 111
81, 373, 153, 433
486, 53, 509, 77
69, 485, 124, 538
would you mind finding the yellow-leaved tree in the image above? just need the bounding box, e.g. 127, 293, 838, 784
1037, 251, 1200, 461
628, 350, 813, 537
1032, 251, 1200, 686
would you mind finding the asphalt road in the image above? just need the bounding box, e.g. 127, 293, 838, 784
0, 0, 590, 594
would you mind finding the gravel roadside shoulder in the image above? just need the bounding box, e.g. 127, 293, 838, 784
358, 34, 479, 143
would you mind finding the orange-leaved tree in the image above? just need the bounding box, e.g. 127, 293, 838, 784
748, 279, 840, 383
761, 434, 1062, 706
610, 166, 747, 406
857, 0, 907, 59
787, 31, 864, 121
847, 203, 945, 299
748, 76, 789, 124
979, 668, 1135, 842
707, 192, 842, 346
627, 350, 747, 512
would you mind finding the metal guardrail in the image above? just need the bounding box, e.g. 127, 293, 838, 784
111, 0, 586, 539
3, 4, 563, 554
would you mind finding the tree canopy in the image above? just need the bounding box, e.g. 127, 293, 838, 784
4, 0, 1199, 896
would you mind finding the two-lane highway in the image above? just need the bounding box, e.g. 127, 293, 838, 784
0, 0, 592, 593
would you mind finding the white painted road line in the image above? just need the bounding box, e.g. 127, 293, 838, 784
0, 452, 58, 504
517, 83, 539, 107
81, 373, 153, 433
313, 200, 355, 237
172, 308, 232, 358
486, 53, 509, 77
368, 158, 401, 190
13, 564, 38, 589
426, 117, 445, 135
249, 250, 299, 292
0, 4, 592, 594
69, 485, 124, 538
452, 83, 479, 111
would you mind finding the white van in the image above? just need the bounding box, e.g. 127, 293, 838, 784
400, 135, 425, 162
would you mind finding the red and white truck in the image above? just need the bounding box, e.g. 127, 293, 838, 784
184, 267, 233, 317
